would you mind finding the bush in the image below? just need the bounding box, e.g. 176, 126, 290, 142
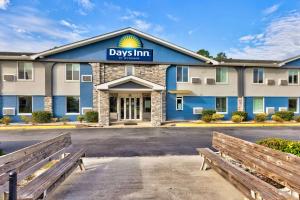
202, 110, 216, 117
294, 116, 300, 122
2, 116, 11, 125
254, 113, 267, 122
20, 116, 32, 124
85, 111, 98, 123
60, 116, 69, 125
77, 115, 84, 123
32, 111, 52, 123
232, 111, 248, 121
212, 113, 224, 121
231, 115, 244, 123
257, 138, 300, 157
271, 115, 284, 122
202, 115, 212, 123
274, 111, 294, 121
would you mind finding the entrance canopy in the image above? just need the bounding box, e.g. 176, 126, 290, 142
96, 75, 165, 91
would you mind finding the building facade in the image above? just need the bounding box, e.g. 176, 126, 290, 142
0, 28, 300, 126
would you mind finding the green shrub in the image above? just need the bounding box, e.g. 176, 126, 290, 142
232, 111, 248, 121
20, 115, 32, 124
274, 111, 294, 121
77, 115, 84, 123
211, 113, 224, 121
85, 111, 98, 123
231, 115, 243, 123
2, 116, 11, 125
271, 115, 284, 122
257, 138, 300, 157
32, 111, 52, 123
202, 115, 212, 123
60, 116, 69, 125
254, 113, 267, 122
202, 110, 216, 117
0, 149, 4, 156
294, 116, 300, 122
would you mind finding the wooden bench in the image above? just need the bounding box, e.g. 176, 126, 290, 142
0, 133, 86, 200
197, 131, 300, 200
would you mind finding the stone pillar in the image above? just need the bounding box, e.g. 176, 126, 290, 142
238, 96, 244, 111
98, 90, 110, 126
90, 63, 101, 111
151, 91, 162, 126
44, 96, 52, 113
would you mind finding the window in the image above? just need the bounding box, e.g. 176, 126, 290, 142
253, 68, 264, 84
18, 62, 33, 80
125, 65, 134, 76
66, 96, 80, 114
66, 64, 80, 81
176, 96, 183, 110
18, 96, 32, 114
109, 96, 117, 112
216, 68, 228, 83
143, 97, 151, 112
288, 70, 298, 85
288, 98, 298, 113
177, 66, 189, 82
216, 97, 227, 113
253, 97, 264, 113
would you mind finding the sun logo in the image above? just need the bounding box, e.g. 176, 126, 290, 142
118, 34, 142, 48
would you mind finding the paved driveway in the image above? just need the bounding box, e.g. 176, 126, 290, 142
0, 127, 300, 157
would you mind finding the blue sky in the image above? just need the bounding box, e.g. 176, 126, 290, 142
0, 0, 300, 60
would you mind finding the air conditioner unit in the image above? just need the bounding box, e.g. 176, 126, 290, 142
279, 79, 288, 86
82, 107, 93, 115
279, 107, 287, 111
3, 75, 15, 82
205, 78, 215, 85
81, 75, 92, 82
193, 107, 203, 114
191, 77, 201, 84
3, 107, 15, 115
267, 79, 275, 86
266, 107, 275, 115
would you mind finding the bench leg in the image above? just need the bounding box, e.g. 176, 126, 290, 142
200, 159, 210, 171
78, 158, 85, 171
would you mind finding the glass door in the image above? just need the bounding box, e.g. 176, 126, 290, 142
119, 96, 141, 120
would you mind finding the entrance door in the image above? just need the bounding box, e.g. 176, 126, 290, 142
120, 96, 141, 120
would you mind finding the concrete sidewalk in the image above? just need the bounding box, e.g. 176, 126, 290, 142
48, 156, 244, 200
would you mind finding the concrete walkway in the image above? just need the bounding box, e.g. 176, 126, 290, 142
48, 156, 244, 200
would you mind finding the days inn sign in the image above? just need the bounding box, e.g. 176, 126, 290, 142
107, 34, 153, 61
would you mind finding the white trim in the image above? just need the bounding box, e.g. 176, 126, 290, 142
17, 96, 33, 115
125, 65, 135, 76
2, 74, 16, 82
66, 96, 80, 114
81, 75, 93, 82
3, 107, 15, 116
278, 107, 288, 111
215, 67, 229, 84
279, 55, 300, 66
215, 97, 228, 114
252, 68, 265, 84
82, 107, 93, 115
96, 75, 165, 90
288, 97, 299, 114
30, 28, 218, 64
176, 66, 189, 83
17, 61, 34, 81
109, 88, 153, 92
253, 97, 265, 114
287, 69, 299, 85
176, 96, 183, 111
65, 63, 80, 82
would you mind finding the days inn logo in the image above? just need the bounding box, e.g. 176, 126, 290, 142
107, 34, 153, 62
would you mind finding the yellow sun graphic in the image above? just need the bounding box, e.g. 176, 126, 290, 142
118, 34, 142, 48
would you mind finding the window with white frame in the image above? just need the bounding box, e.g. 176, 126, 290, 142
176, 96, 183, 110
18, 62, 33, 80
66, 64, 80, 81
253, 68, 264, 84
177, 66, 189, 82
66, 96, 80, 114
18, 96, 32, 114
125, 65, 134, 76
288, 70, 299, 85
216, 97, 227, 113
288, 98, 298, 113
253, 97, 264, 113
216, 68, 228, 83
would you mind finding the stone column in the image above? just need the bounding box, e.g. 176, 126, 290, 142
98, 90, 110, 126
90, 63, 101, 111
151, 91, 162, 126
44, 96, 53, 113
238, 96, 244, 111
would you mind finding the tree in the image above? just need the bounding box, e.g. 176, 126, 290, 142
197, 49, 212, 58
215, 52, 227, 62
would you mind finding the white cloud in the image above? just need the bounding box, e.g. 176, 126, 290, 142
133, 19, 151, 31
103, 1, 120, 11
263, 4, 280, 15
76, 0, 94, 10
0, 0, 9, 10
120, 9, 146, 21
166, 14, 179, 22
228, 11, 300, 60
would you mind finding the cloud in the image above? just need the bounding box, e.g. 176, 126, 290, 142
228, 11, 300, 60
188, 28, 199, 35
0, 0, 9, 10
133, 19, 151, 31
120, 9, 146, 21
76, 0, 94, 10
103, 1, 120, 11
263, 4, 280, 15
166, 14, 179, 22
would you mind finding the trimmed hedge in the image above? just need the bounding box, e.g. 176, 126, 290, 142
254, 113, 267, 122
257, 138, 300, 157
85, 111, 98, 123
232, 111, 248, 121
232, 115, 243, 123
202, 109, 216, 117
202, 115, 212, 123
32, 111, 52, 123
295, 116, 300, 122
274, 111, 294, 121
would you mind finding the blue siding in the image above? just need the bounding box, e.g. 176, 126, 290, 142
53, 96, 79, 121
80, 64, 93, 111
47, 34, 204, 64
32, 96, 44, 112
282, 59, 300, 68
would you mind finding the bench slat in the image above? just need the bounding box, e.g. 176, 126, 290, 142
197, 148, 292, 200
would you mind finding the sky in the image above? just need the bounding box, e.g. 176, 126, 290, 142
0, 0, 300, 60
